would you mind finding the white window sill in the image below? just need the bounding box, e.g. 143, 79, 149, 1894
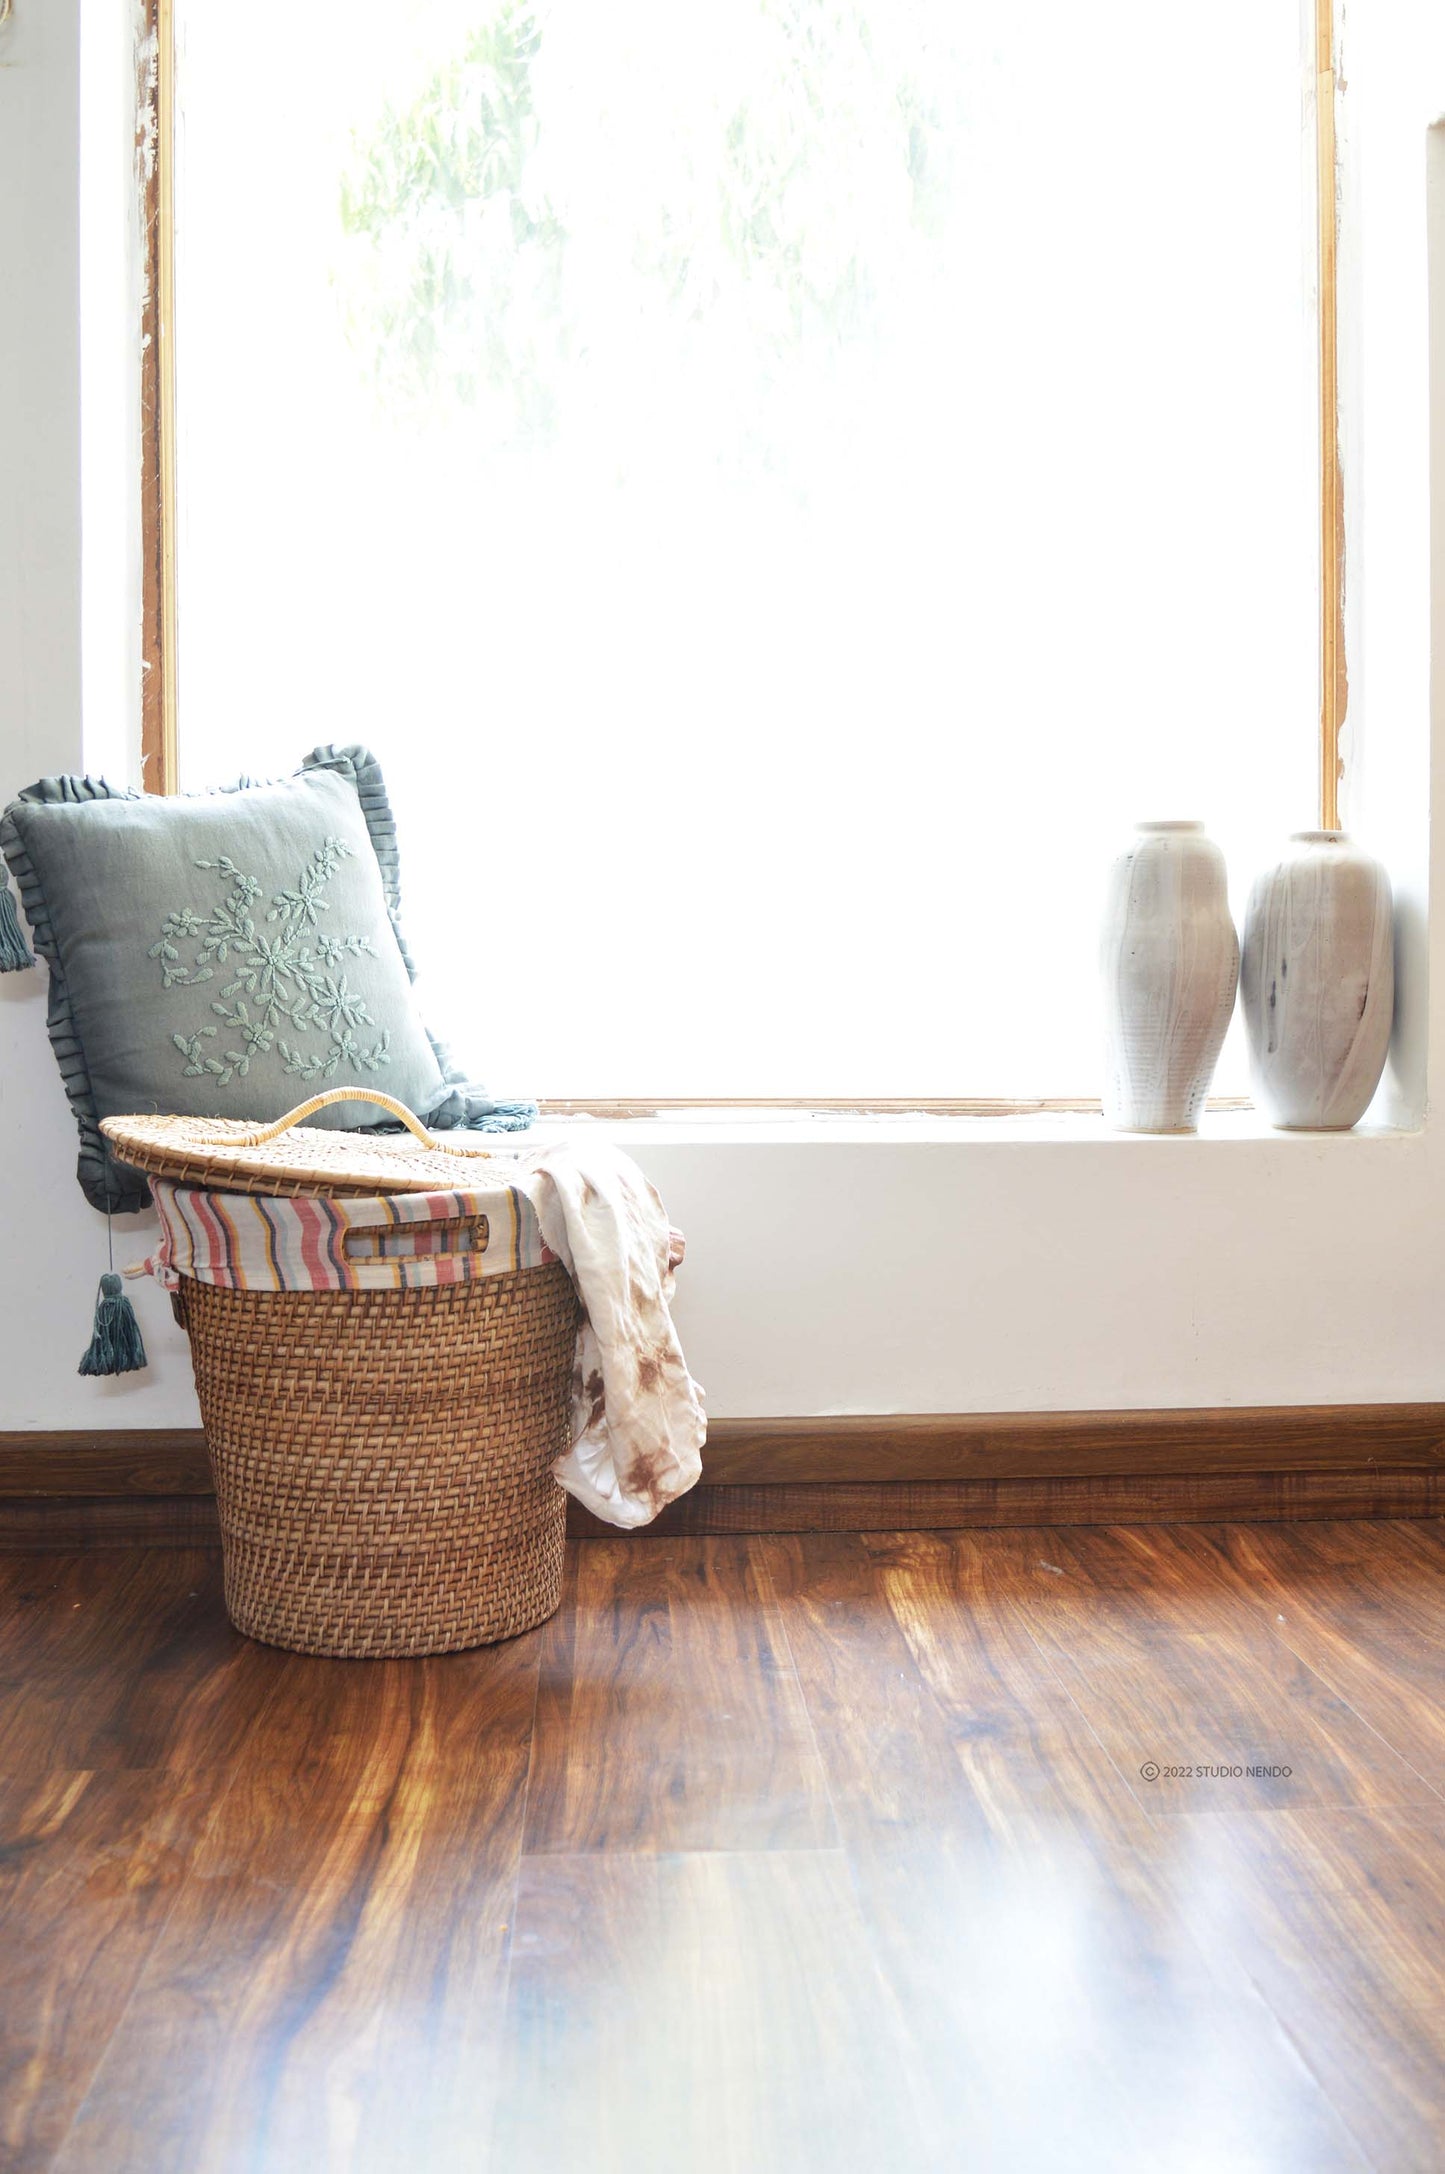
508, 1107, 1421, 1149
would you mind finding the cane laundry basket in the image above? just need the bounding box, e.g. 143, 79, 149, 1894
104, 1091, 576, 1659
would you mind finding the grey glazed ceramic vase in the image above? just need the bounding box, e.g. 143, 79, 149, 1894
1240, 831, 1394, 1131
1101, 822, 1239, 1133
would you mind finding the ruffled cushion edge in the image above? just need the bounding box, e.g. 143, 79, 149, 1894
0, 748, 536, 1214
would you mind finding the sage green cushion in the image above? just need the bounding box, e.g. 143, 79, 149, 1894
1, 745, 531, 1211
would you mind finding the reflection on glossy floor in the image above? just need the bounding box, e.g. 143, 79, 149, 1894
3, 1520, 1444, 2170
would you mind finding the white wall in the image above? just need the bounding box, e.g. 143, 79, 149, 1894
0, 0, 193, 1433
2, 8, 1445, 1433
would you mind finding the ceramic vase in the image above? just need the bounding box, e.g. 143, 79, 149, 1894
1240, 831, 1394, 1130
1101, 821, 1239, 1133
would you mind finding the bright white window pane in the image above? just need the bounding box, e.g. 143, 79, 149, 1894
172, 2, 1316, 1099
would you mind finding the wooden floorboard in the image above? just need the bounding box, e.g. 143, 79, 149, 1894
0, 1551, 268, 1776
53, 1637, 543, 2174
1139, 1803, 1445, 2169
0, 1769, 216, 2172
494, 1849, 934, 2174
521, 1536, 836, 1856
1180, 1518, 1445, 1788
0, 1553, 183, 1771
761, 1531, 1364, 2168
3, 1522, 1444, 2167
988, 1523, 1443, 1817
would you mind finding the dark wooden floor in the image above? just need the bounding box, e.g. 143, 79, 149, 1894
3, 1522, 1445, 2171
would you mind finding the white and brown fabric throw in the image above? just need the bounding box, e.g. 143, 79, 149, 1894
523, 1139, 705, 1530
140, 1135, 705, 1529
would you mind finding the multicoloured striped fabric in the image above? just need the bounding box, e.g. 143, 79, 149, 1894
143, 1176, 553, 1293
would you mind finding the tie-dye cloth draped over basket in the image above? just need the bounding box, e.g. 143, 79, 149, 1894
103, 1091, 706, 1659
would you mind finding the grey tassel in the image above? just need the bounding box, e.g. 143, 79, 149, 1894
78, 1272, 148, 1377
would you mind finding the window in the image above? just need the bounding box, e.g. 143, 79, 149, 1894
146, 1, 1341, 1105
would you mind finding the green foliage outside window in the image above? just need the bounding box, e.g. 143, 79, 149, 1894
337, 1, 961, 441
339, 5, 566, 424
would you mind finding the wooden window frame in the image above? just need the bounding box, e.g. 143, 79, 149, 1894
1315, 0, 1347, 833
139, 0, 177, 799
137, 0, 1343, 1117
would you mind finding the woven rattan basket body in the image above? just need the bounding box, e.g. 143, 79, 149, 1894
180, 1263, 576, 1658
109, 1091, 579, 1658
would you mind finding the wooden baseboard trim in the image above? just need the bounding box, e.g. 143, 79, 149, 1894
0, 1495, 221, 1553
699, 1406, 1445, 1483
3, 1408, 1443, 1548
0, 1431, 214, 1498
568, 1469, 1445, 1536
4, 1469, 1439, 1553
4, 1404, 1444, 1501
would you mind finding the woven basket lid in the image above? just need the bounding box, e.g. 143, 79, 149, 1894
101, 1089, 524, 1199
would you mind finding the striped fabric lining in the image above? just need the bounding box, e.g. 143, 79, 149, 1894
144, 1177, 553, 1293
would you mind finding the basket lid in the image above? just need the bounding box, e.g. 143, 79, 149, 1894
101, 1089, 524, 1198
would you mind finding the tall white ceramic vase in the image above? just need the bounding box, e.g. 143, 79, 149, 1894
1240, 831, 1393, 1130
1101, 822, 1239, 1133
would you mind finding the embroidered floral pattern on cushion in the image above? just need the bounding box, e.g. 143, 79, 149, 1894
152, 839, 393, 1088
